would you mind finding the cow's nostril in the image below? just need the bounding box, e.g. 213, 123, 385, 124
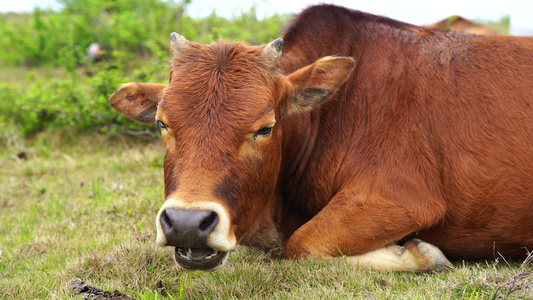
160, 209, 172, 232
199, 211, 218, 232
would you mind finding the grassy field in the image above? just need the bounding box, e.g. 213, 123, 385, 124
0, 130, 532, 299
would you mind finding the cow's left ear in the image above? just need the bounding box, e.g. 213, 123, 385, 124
109, 82, 167, 123
283, 56, 355, 116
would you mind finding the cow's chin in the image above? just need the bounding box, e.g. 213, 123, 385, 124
173, 247, 229, 270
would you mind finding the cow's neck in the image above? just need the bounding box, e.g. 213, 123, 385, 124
279, 110, 319, 191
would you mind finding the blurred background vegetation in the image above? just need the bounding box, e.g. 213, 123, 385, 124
0, 0, 288, 140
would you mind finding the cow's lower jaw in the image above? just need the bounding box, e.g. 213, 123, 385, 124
174, 247, 229, 270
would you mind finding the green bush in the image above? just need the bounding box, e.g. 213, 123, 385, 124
0, 0, 187, 67
0, 68, 144, 137
0, 55, 172, 137
0, 0, 287, 68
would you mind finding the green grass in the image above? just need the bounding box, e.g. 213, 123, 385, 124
1, 131, 532, 299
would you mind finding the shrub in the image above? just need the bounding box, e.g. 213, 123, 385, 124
0, 0, 287, 68
0, 59, 169, 137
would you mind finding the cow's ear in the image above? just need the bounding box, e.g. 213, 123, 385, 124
109, 82, 167, 123
284, 56, 355, 116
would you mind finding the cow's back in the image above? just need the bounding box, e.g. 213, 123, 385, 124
278, 5, 533, 259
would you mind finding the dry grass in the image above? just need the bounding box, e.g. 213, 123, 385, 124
1, 131, 532, 299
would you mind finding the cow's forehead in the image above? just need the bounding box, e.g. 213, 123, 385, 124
169, 41, 271, 87
161, 41, 277, 128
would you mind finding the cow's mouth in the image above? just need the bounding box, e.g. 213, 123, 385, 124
173, 247, 229, 270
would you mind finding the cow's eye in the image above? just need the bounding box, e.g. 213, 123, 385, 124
157, 120, 168, 130
254, 126, 272, 138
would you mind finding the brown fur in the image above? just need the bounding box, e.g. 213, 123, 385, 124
110, 4, 533, 263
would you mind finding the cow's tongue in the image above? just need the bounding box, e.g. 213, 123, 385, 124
185, 248, 215, 261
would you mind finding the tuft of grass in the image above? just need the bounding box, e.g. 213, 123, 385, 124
1, 131, 532, 299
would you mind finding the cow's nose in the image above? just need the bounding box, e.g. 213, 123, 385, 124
159, 209, 219, 248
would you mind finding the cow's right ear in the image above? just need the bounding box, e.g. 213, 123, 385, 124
283, 56, 355, 116
109, 82, 167, 123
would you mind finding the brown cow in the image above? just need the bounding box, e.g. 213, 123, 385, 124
109, 4, 533, 271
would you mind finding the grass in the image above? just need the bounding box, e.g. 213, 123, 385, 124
1, 130, 532, 299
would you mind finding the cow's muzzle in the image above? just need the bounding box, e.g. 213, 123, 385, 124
160, 208, 229, 270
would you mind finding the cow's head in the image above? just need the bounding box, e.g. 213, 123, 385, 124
109, 33, 354, 270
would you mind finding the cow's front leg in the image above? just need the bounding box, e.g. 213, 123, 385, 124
284, 192, 451, 272
345, 239, 453, 272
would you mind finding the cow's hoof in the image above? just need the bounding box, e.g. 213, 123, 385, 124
403, 238, 454, 272
344, 239, 453, 272
173, 247, 229, 270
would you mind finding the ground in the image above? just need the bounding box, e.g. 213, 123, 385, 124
0, 130, 531, 299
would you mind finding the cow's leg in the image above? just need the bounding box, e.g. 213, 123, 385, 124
284, 192, 450, 271
344, 239, 453, 272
